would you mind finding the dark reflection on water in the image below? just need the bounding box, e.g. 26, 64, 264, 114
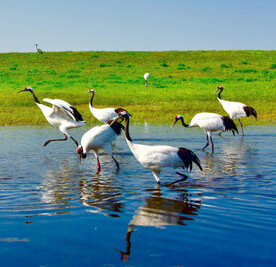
112, 186, 202, 261
0, 125, 275, 266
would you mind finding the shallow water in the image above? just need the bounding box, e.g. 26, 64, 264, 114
0, 124, 275, 266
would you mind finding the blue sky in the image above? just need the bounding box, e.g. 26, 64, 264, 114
1, 0, 275, 52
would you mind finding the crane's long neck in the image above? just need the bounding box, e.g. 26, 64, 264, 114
180, 117, 189, 127
89, 91, 95, 108
30, 90, 40, 104
217, 88, 223, 100
124, 116, 133, 142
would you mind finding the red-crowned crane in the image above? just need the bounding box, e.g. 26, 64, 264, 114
84, 88, 128, 123
35, 44, 43, 54
17, 86, 85, 147
77, 120, 124, 174
110, 111, 202, 185
144, 73, 150, 87
172, 113, 238, 153
214, 85, 257, 135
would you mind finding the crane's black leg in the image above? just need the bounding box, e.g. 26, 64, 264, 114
112, 156, 120, 171
218, 130, 223, 136
165, 172, 189, 187
202, 135, 209, 151
70, 136, 79, 147
43, 134, 67, 147
238, 119, 244, 136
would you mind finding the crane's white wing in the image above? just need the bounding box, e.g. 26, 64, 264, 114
43, 98, 84, 122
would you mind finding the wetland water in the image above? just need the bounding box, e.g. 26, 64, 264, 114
0, 124, 275, 266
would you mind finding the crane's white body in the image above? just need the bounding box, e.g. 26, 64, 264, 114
80, 124, 118, 157
173, 112, 238, 152
89, 104, 118, 123
144, 73, 150, 80
78, 123, 122, 172
144, 73, 150, 86
188, 112, 227, 135
39, 98, 85, 137
126, 140, 187, 183
217, 98, 247, 119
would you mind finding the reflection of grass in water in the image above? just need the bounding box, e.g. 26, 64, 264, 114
0, 50, 275, 125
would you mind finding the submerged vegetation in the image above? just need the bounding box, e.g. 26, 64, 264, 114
0, 50, 275, 125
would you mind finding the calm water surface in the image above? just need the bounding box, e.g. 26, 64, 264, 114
0, 124, 275, 266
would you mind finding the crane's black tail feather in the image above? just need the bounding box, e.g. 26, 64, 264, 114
177, 148, 203, 172
243, 106, 257, 119
222, 116, 239, 135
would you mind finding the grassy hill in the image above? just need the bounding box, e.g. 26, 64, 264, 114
0, 50, 275, 125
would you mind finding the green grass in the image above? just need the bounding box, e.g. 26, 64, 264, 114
0, 50, 275, 126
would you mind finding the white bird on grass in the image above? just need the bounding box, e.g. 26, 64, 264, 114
84, 88, 128, 123
214, 85, 257, 135
17, 86, 85, 147
35, 44, 43, 54
172, 113, 238, 153
110, 111, 202, 185
144, 73, 150, 87
77, 120, 124, 174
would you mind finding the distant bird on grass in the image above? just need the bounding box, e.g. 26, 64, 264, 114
172, 113, 238, 153
214, 85, 257, 135
84, 88, 128, 123
77, 120, 124, 174
111, 111, 202, 185
35, 44, 43, 54
17, 86, 85, 147
144, 73, 150, 87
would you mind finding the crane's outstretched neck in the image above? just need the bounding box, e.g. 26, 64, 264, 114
179, 117, 189, 127
17, 87, 40, 104
124, 115, 133, 142
172, 116, 189, 128
30, 89, 40, 104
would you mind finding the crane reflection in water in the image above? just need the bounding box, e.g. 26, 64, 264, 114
112, 186, 202, 261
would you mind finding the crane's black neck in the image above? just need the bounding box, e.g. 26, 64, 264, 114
29, 89, 40, 104
89, 91, 95, 107
217, 88, 223, 100
124, 116, 133, 142
179, 117, 189, 127
107, 120, 124, 135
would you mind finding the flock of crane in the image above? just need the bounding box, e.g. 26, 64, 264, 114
17, 71, 257, 185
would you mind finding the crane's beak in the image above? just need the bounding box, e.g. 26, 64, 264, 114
171, 119, 178, 128
78, 153, 82, 166
17, 89, 26, 94
109, 115, 121, 127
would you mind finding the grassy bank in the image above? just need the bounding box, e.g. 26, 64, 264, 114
0, 50, 275, 126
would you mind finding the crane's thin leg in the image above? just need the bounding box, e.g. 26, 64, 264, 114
202, 135, 209, 150
112, 156, 120, 171
96, 156, 101, 174
218, 130, 223, 136
43, 134, 67, 147
210, 136, 214, 153
238, 119, 244, 136
70, 136, 79, 147
165, 172, 189, 187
